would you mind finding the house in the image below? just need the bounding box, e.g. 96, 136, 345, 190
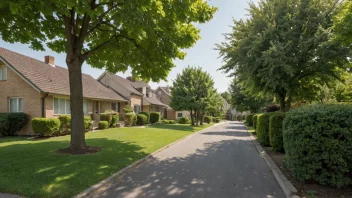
0, 48, 127, 135
98, 72, 167, 116
154, 86, 190, 120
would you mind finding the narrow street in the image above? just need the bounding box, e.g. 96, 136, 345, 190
92, 122, 285, 198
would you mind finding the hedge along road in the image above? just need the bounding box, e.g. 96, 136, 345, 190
89, 121, 285, 198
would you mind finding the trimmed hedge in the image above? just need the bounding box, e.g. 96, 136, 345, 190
84, 116, 93, 132
124, 113, 137, 126
150, 112, 160, 124
110, 114, 119, 128
124, 107, 133, 113
214, 117, 220, 123
100, 114, 112, 126
139, 112, 150, 123
58, 115, 71, 135
269, 113, 285, 152
32, 118, 60, 136
283, 104, 352, 187
179, 117, 190, 124
204, 116, 213, 124
253, 114, 259, 130
137, 114, 148, 125
246, 114, 254, 126
257, 113, 270, 146
0, 113, 27, 136
98, 121, 109, 129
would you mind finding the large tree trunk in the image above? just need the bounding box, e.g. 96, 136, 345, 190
278, 94, 286, 112
67, 60, 86, 151
195, 110, 199, 127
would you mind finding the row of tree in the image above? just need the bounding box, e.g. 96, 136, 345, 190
218, 0, 352, 112
170, 66, 224, 126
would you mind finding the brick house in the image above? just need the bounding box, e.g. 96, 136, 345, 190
154, 86, 190, 120
0, 48, 127, 135
98, 72, 167, 116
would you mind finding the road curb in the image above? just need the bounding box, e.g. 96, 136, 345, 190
74, 122, 227, 198
246, 126, 298, 198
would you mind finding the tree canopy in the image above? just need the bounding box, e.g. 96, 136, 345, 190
218, 0, 351, 112
170, 66, 217, 126
334, 0, 352, 45
0, 0, 216, 152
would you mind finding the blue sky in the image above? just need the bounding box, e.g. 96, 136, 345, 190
0, 0, 255, 93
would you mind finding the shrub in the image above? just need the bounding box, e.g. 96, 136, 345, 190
137, 114, 148, 125
124, 107, 133, 113
58, 115, 71, 135
204, 116, 213, 124
124, 113, 137, 126
161, 119, 169, 124
110, 114, 119, 128
242, 115, 246, 121
283, 104, 352, 187
139, 112, 150, 122
32, 118, 60, 136
84, 116, 93, 132
265, 104, 280, 112
253, 114, 259, 130
169, 120, 176, 124
100, 114, 112, 126
150, 112, 160, 124
98, 121, 109, 129
179, 117, 190, 124
269, 113, 285, 152
0, 113, 27, 136
236, 115, 242, 121
214, 117, 220, 123
246, 114, 254, 126
257, 113, 270, 146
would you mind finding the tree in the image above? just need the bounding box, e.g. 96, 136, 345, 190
220, 91, 231, 104
334, 0, 352, 45
0, 1, 216, 152
170, 66, 216, 126
218, 0, 351, 112
229, 78, 267, 113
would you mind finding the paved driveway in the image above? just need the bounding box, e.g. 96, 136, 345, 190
92, 122, 285, 198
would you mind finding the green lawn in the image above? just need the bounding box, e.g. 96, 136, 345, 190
0, 124, 212, 198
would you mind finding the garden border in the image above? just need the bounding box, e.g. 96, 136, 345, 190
75, 121, 227, 198
246, 126, 299, 198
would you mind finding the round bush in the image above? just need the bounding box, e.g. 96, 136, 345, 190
110, 114, 119, 128
0, 113, 27, 136
269, 112, 285, 152
137, 114, 148, 125
283, 104, 352, 187
58, 115, 71, 135
100, 113, 112, 126
150, 112, 160, 124
253, 114, 259, 130
98, 121, 109, 129
179, 117, 190, 124
169, 120, 176, 124
32, 118, 60, 136
204, 116, 213, 124
124, 113, 137, 126
257, 113, 270, 146
246, 114, 254, 126
139, 112, 150, 123
84, 116, 93, 132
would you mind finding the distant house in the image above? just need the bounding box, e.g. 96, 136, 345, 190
154, 86, 190, 120
98, 72, 167, 116
0, 48, 127, 135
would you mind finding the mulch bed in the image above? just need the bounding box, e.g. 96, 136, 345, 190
57, 146, 101, 155
262, 146, 352, 198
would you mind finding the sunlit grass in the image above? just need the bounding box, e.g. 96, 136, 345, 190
0, 124, 212, 198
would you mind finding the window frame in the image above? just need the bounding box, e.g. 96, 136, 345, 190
177, 112, 183, 118
0, 65, 7, 81
111, 102, 120, 113
53, 97, 71, 115
8, 97, 23, 113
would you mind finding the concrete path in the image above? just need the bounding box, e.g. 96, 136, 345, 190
91, 122, 285, 198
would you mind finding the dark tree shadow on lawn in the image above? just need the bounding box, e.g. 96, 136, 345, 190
0, 138, 148, 198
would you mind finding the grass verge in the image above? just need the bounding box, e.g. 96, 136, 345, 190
0, 123, 213, 198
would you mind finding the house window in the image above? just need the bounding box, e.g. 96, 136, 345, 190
94, 101, 100, 113
54, 98, 70, 114
83, 100, 88, 115
177, 113, 183, 118
0, 66, 7, 81
111, 102, 120, 113
9, 98, 23, 112
134, 105, 141, 114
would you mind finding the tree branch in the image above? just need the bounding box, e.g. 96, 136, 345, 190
81, 35, 117, 60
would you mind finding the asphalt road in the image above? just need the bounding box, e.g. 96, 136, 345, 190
92, 121, 285, 198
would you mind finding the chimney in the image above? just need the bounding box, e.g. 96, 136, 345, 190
44, 56, 55, 67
